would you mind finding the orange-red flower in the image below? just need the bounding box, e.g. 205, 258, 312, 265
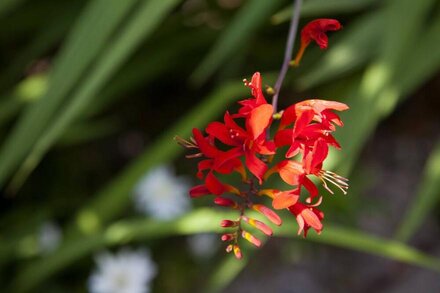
288, 199, 324, 237
206, 109, 274, 184
292, 19, 342, 66
235, 72, 269, 118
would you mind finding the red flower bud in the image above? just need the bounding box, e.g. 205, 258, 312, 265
233, 245, 242, 259
214, 197, 238, 209
220, 220, 238, 227
221, 233, 235, 242
252, 204, 282, 226
242, 216, 273, 236
241, 230, 261, 247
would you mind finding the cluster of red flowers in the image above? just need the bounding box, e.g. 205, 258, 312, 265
177, 19, 347, 259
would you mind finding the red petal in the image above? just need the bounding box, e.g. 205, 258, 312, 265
246, 104, 273, 139
277, 160, 303, 186
197, 159, 212, 179
302, 176, 319, 198
206, 122, 237, 146
310, 139, 329, 172
189, 185, 210, 198
205, 172, 225, 195
292, 109, 315, 138
301, 19, 342, 49
251, 72, 267, 104
245, 150, 267, 184
301, 208, 323, 231
192, 128, 218, 158
274, 129, 292, 147
280, 104, 297, 127
272, 190, 300, 210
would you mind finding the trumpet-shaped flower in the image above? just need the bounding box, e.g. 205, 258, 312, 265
292, 19, 342, 66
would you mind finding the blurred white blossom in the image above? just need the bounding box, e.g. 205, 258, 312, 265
187, 233, 219, 259
133, 165, 191, 220
88, 248, 157, 293
38, 221, 62, 254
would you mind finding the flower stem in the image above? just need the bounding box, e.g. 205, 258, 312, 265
272, 0, 303, 113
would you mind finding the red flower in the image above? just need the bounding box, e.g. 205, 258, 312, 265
190, 128, 243, 195
292, 19, 342, 66
268, 138, 348, 200
235, 72, 269, 118
276, 99, 348, 158
288, 199, 324, 237
206, 109, 274, 184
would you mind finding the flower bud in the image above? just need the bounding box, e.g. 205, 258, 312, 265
242, 216, 273, 236
221, 233, 235, 242
251, 204, 282, 226
220, 220, 238, 227
241, 230, 261, 247
233, 245, 242, 259
214, 197, 238, 209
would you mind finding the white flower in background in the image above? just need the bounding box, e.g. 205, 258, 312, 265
88, 248, 157, 293
133, 165, 191, 220
187, 233, 219, 259
38, 221, 62, 254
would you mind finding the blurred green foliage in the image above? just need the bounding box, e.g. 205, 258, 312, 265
0, 0, 440, 291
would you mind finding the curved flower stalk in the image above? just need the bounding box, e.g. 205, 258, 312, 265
176, 18, 348, 259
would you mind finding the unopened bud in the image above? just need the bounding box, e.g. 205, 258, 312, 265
220, 220, 238, 227
221, 233, 235, 242
226, 244, 233, 253
241, 230, 261, 247
233, 245, 242, 259
242, 216, 273, 236
265, 86, 275, 95
252, 204, 282, 226
214, 197, 238, 209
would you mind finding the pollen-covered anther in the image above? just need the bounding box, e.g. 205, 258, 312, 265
220, 219, 239, 227
241, 230, 261, 247
317, 170, 349, 195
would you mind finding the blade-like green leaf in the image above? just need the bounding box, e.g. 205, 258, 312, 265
7, 0, 182, 192
0, 0, 138, 187
327, 0, 438, 175
13, 209, 440, 291
395, 141, 440, 242
0, 1, 78, 92
271, 0, 379, 25
190, 0, 283, 85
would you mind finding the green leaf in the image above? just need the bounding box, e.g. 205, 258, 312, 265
14, 209, 440, 291
395, 140, 440, 242
0, 0, 138, 187
327, 0, 438, 175
271, 0, 379, 25
190, 0, 283, 85
7, 0, 182, 192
